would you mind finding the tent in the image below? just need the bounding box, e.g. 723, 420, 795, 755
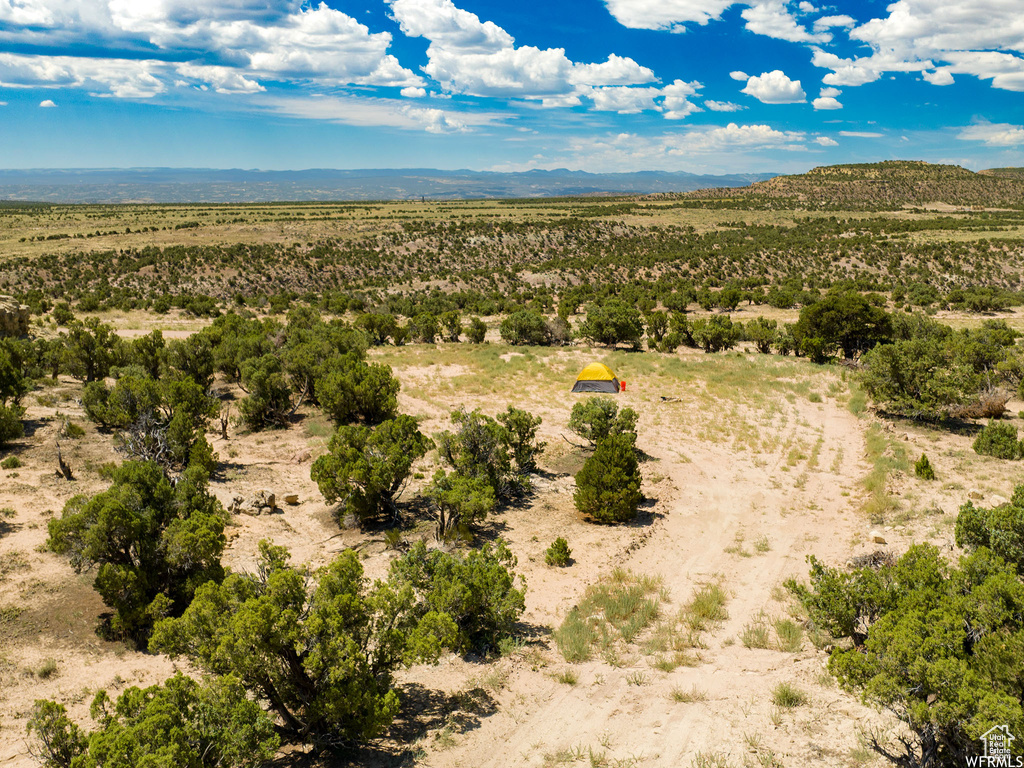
571, 362, 620, 393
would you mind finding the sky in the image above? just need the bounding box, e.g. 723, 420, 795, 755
0, 0, 1022, 174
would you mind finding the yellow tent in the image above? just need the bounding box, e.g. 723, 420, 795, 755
571, 362, 620, 393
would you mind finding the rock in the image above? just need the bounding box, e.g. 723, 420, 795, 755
229, 490, 277, 515
968, 489, 984, 501
283, 494, 299, 505
989, 494, 1009, 507
292, 450, 311, 464
870, 530, 887, 544
0, 296, 29, 338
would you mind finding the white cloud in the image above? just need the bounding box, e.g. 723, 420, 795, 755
601, 0, 737, 31
0, 53, 166, 98
729, 70, 749, 81
400, 86, 427, 97
571, 54, 656, 86
815, 136, 838, 146
811, 49, 883, 86
798, 2, 817, 12
819, 0, 1024, 92
603, 0, 823, 42
0, 0, 423, 97
261, 93, 502, 133
741, 70, 806, 103
958, 121, 1024, 146
812, 95, 842, 109
741, 0, 830, 43
812, 14, 855, 32
839, 130, 884, 137
922, 69, 954, 85
175, 64, 263, 94
586, 79, 701, 118
492, 122, 808, 173
705, 99, 743, 111
820, 86, 841, 97
388, 0, 676, 118
589, 85, 662, 113
39, 98, 56, 107
0, 100, 6, 105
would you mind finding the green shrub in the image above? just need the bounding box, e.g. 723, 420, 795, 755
0, 405, 23, 447
466, 317, 487, 343
789, 499, 1024, 767
574, 433, 642, 523
771, 682, 807, 708
578, 300, 643, 350
972, 421, 1022, 460
47, 461, 225, 643
315, 356, 399, 426
567, 397, 637, 447
690, 315, 740, 353
237, 354, 292, 430
436, 408, 534, 500
955, 487, 1024, 571
426, 470, 496, 541
152, 542, 461, 748
311, 415, 433, 524
496, 405, 545, 472
499, 309, 551, 346
914, 453, 936, 480
389, 540, 526, 654
1, 455, 21, 469
545, 537, 572, 567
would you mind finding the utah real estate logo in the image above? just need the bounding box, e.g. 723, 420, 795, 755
969, 725, 1022, 767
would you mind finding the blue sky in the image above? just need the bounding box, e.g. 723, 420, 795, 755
0, 0, 1022, 174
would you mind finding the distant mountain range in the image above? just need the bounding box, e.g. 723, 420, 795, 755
0, 167, 777, 203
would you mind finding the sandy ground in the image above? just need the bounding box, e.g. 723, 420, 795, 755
1, 341, 1017, 768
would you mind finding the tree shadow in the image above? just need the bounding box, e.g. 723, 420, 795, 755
18, 415, 50, 439
874, 411, 983, 437
264, 683, 499, 768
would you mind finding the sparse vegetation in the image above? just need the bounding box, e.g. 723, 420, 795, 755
546, 537, 572, 567
7, 174, 1024, 765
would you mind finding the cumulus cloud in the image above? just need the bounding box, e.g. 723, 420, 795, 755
811, 50, 883, 86
175, 64, 263, 94
810, 0, 1024, 92
741, 0, 830, 43
400, 86, 427, 98
740, 70, 806, 103
586, 79, 702, 118
815, 136, 838, 146
839, 130, 884, 137
812, 95, 842, 109
601, 0, 737, 31
602, 0, 825, 42
813, 14, 855, 32
958, 121, 1024, 146
0, 53, 166, 98
923, 69, 954, 85
730, 70, 749, 81
705, 100, 744, 111
0, 0, 423, 97
39, 98, 56, 107
388, 0, 698, 121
